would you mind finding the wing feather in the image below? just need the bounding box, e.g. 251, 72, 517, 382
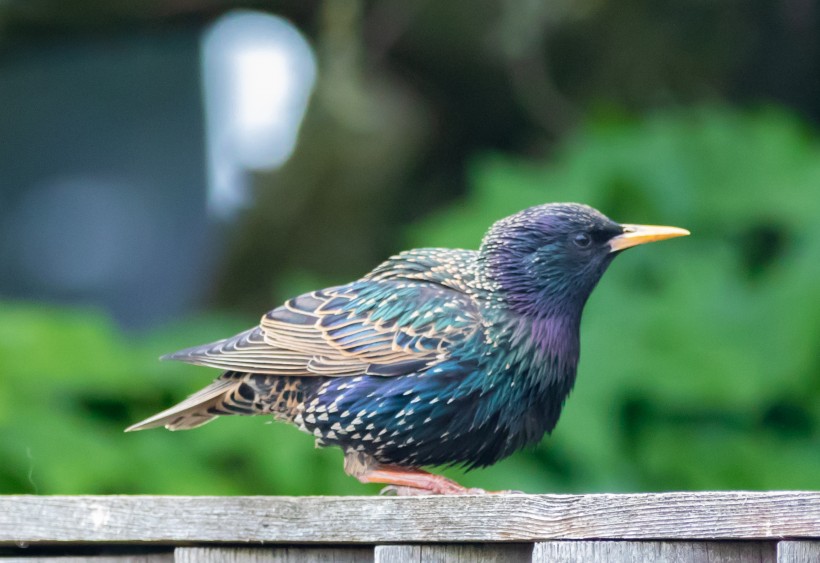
163, 253, 481, 377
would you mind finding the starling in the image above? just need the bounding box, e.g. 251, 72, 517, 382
127, 203, 688, 495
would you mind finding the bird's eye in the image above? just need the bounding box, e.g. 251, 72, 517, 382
573, 232, 592, 248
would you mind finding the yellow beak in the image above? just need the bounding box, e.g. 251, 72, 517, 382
608, 224, 690, 253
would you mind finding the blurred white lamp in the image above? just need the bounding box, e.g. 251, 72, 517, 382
202, 10, 317, 218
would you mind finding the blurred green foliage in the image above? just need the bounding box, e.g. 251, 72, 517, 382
1, 106, 818, 495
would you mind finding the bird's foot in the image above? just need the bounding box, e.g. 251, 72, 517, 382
379, 485, 525, 496
379, 484, 489, 496
344, 452, 525, 495
359, 465, 523, 495
358, 465, 476, 495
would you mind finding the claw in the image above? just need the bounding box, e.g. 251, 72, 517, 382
347, 453, 525, 495
380, 485, 431, 496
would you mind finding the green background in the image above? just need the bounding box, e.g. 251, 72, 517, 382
1, 2, 818, 495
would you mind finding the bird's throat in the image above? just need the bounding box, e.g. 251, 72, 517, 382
471, 310, 582, 457
528, 313, 581, 367
484, 309, 581, 388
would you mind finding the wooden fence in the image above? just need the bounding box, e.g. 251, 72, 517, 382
1, 492, 819, 562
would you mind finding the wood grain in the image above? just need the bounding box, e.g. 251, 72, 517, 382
0, 556, 172, 563
776, 541, 820, 563
533, 541, 776, 563
1, 492, 819, 544
174, 547, 373, 562
374, 544, 532, 562
373, 546, 422, 563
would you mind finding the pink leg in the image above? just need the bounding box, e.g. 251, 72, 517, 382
344, 452, 522, 496
359, 466, 479, 495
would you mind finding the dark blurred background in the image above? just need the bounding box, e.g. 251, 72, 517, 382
1, 0, 818, 495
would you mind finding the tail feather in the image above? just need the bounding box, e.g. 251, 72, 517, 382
125, 379, 240, 432
126, 373, 306, 432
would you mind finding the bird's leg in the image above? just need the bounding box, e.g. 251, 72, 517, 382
360, 466, 487, 495
343, 450, 486, 495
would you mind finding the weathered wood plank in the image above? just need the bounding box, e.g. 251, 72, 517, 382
174, 547, 373, 562
777, 541, 820, 563
533, 541, 776, 562
0, 556, 172, 563
375, 544, 532, 562
373, 546, 421, 563
1, 492, 819, 544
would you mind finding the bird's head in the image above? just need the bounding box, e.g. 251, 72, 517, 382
479, 203, 689, 317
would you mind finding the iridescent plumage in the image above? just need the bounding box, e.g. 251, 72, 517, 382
127, 203, 688, 494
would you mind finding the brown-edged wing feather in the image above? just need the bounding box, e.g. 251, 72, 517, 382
161, 279, 479, 378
